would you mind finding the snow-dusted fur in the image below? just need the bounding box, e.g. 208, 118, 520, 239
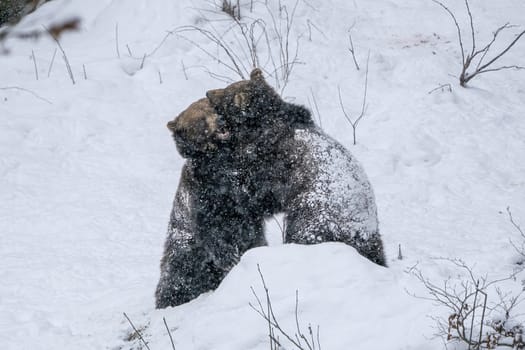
284, 126, 384, 263
155, 157, 267, 308
156, 70, 385, 308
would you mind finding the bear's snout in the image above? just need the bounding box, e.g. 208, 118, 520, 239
167, 120, 186, 144
167, 97, 234, 159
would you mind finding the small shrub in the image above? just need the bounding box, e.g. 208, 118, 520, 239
432, 0, 525, 87
410, 258, 524, 349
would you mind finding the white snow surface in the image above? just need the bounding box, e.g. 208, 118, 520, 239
1, 0, 525, 349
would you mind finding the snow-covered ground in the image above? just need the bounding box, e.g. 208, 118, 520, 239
1, 0, 525, 349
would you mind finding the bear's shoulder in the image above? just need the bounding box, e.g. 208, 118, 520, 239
277, 102, 315, 129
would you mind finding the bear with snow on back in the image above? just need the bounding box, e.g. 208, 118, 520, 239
155, 69, 386, 308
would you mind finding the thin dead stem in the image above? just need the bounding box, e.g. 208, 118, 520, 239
408, 258, 524, 349
338, 51, 370, 145
43, 25, 75, 85
0, 86, 52, 104
307, 87, 322, 129
177, 1, 303, 90
163, 317, 176, 350
31, 50, 38, 80
249, 264, 322, 350
347, 22, 360, 71
47, 48, 57, 78
123, 312, 151, 350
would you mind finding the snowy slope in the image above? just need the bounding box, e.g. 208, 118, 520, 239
1, 0, 525, 349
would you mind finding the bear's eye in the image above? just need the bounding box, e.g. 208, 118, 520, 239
216, 114, 227, 128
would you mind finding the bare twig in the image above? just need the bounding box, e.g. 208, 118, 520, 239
431, 0, 466, 67
308, 87, 322, 129
47, 48, 57, 78
338, 51, 370, 145
265, 0, 301, 93
249, 264, 321, 350
62, 54, 74, 84
184, 64, 235, 83
272, 215, 285, 243
122, 30, 175, 62
140, 53, 147, 70
306, 19, 327, 42
181, 60, 189, 80
507, 207, 524, 238
163, 317, 176, 350
115, 23, 121, 58
31, 50, 39, 80
146, 30, 176, 58
428, 83, 452, 94
409, 258, 524, 349
468, 280, 480, 346
176, 25, 246, 79
295, 290, 313, 349
43, 25, 75, 84
0, 86, 52, 104
508, 207, 525, 263
432, 0, 525, 87
179, 1, 303, 90
123, 312, 151, 350
347, 23, 360, 71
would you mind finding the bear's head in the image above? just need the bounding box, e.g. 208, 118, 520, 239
206, 68, 281, 125
167, 98, 231, 159
168, 69, 314, 160
205, 69, 314, 144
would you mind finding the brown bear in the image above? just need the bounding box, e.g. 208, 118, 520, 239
155, 69, 386, 308
155, 97, 268, 309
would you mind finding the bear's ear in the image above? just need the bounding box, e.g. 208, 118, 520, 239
206, 89, 225, 109
250, 68, 264, 82
233, 92, 249, 110
167, 120, 176, 131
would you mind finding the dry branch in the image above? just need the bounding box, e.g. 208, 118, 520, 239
508, 207, 525, 264
43, 24, 75, 84
250, 264, 321, 350
307, 87, 322, 129
428, 83, 452, 94
163, 317, 176, 350
176, 1, 303, 91
347, 22, 360, 71
338, 51, 370, 145
115, 23, 121, 58
47, 48, 57, 78
409, 258, 524, 349
31, 49, 38, 80
123, 312, 151, 350
0, 86, 52, 104
432, 0, 525, 87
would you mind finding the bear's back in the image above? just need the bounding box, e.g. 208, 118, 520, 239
285, 126, 379, 241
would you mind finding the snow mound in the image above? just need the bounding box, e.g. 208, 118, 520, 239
121, 243, 432, 350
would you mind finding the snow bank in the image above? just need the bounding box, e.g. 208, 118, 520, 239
124, 243, 433, 350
